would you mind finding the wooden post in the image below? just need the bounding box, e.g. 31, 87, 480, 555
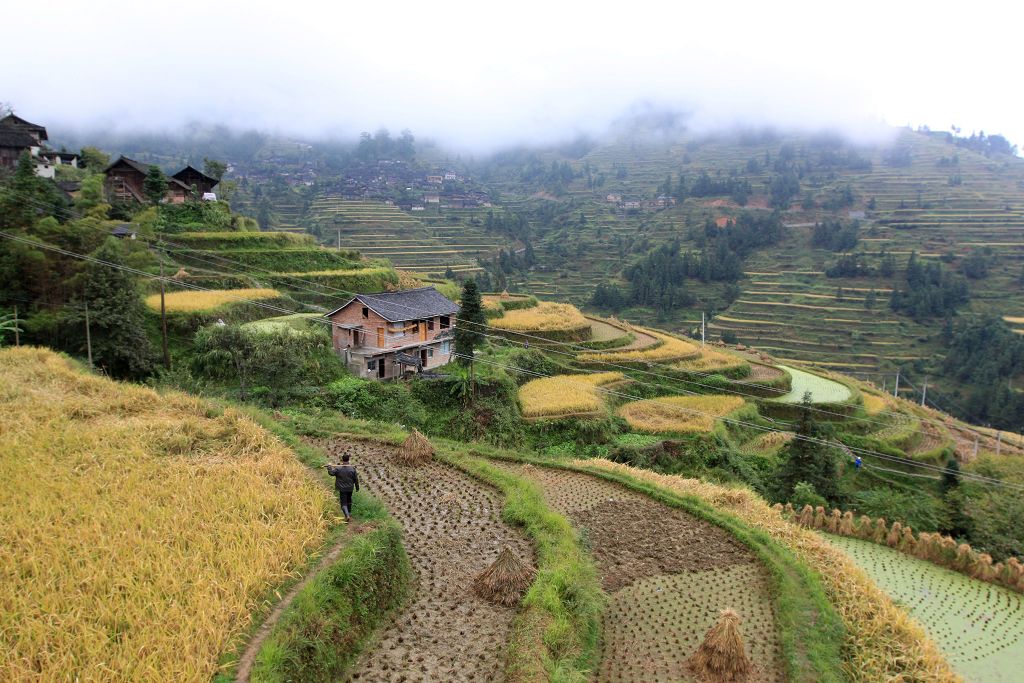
84, 300, 93, 368
13, 305, 19, 347
159, 251, 170, 369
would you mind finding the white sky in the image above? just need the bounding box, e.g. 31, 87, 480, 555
4, 0, 1022, 150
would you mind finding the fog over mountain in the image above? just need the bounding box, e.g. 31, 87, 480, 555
4, 0, 1022, 149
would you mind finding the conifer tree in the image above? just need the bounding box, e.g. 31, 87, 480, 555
776, 392, 839, 502
143, 165, 167, 205
72, 238, 154, 379
454, 279, 485, 366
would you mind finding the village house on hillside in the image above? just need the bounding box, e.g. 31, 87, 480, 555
103, 156, 219, 204
327, 286, 459, 380
0, 113, 79, 178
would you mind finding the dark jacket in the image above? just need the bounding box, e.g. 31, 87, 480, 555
327, 464, 359, 492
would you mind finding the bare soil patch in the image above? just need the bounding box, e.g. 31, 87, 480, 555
317, 439, 532, 683
498, 463, 784, 683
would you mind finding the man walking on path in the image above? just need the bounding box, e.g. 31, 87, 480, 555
325, 453, 359, 523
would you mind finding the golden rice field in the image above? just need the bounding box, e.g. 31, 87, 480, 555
743, 430, 795, 455
490, 301, 588, 332
618, 395, 746, 433
1004, 316, 1024, 325
145, 288, 281, 313
0, 348, 331, 682
578, 328, 700, 363
673, 348, 748, 373
862, 393, 889, 416
279, 266, 393, 278
519, 372, 624, 418
574, 460, 958, 682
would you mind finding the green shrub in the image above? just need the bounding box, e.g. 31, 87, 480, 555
791, 481, 828, 509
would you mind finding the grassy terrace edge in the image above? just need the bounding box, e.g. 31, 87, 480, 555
471, 447, 848, 683
213, 409, 411, 683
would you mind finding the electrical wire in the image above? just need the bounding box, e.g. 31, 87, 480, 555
1, 186, 1009, 443
5, 226, 1018, 491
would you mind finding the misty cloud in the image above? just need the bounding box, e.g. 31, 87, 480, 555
4, 0, 1022, 150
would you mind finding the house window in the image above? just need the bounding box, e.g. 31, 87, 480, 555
362, 306, 369, 318
367, 359, 377, 370
441, 341, 451, 355
440, 316, 450, 329
428, 318, 435, 331
427, 349, 434, 357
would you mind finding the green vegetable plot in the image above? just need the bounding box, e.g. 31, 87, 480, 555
827, 535, 1024, 682
773, 365, 852, 404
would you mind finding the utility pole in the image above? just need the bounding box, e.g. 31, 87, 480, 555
13, 305, 19, 347
972, 433, 979, 459
920, 380, 927, 407
84, 300, 93, 368
337, 227, 341, 251
893, 369, 900, 398
996, 431, 1002, 457
701, 311, 705, 348
159, 248, 170, 369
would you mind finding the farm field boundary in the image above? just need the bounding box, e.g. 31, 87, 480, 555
572, 459, 959, 682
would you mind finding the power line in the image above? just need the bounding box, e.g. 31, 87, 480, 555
455, 352, 1024, 491
0, 186, 1005, 442
5, 226, 1017, 491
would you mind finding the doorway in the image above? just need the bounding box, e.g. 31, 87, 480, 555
378, 357, 386, 378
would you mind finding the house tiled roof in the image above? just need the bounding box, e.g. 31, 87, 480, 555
0, 127, 37, 149
328, 286, 459, 322
0, 114, 47, 141
103, 155, 151, 175
172, 165, 219, 186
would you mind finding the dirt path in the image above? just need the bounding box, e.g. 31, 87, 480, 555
497, 463, 785, 683
235, 529, 357, 682
318, 439, 533, 683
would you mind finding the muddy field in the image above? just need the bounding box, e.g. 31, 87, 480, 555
317, 439, 532, 683
498, 463, 785, 683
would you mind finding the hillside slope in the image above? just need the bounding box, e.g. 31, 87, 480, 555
0, 348, 332, 682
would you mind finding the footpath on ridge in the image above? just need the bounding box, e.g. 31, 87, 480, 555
318, 439, 533, 683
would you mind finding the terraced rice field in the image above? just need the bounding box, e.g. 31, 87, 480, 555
496, 463, 785, 683
578, 328, 699, 364
145, 288, 282, 313
518, 372, 625, 419
827, 535, 1024, 682
491, 301, 590, 337
772, 365, 852, 404
316, 439, 531, 682
0, 349, 331, 682
618, 395, 746, 433
307, 199, 510, 274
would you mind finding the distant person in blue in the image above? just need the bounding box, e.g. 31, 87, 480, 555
854, 456, 863, 469
325, 453, 359, 523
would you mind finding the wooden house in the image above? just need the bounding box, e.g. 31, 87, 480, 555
172, 165, 219, 196
104, 156, 192, 204
0, 127, 38, 169
327, 287, 459, 380
0, 114, 47, 145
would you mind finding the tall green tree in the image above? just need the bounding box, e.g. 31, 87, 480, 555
71, 238, 153, 379
143, 165, 167, 205
79, 146, 110, 171
0, 152, 53, 229
454, 279, 485, 366
202, 158, 227, 181
776, 393, 840, 502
